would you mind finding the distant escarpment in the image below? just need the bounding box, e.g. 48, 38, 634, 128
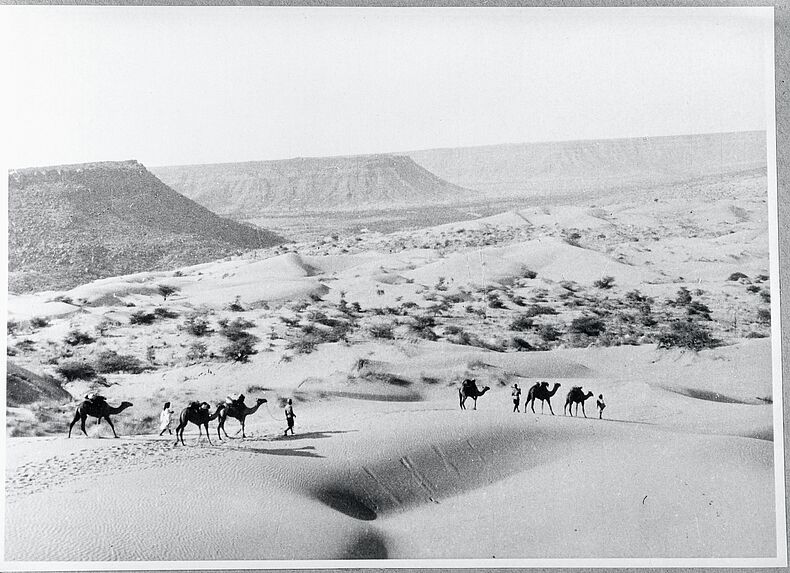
406, 131, 767, 197
9, 160, 283, 293
151, 154, 475, 217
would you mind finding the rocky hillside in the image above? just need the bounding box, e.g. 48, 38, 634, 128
406, 131, 767, 196
151, 154, 474, 217
8, 160, 283, 293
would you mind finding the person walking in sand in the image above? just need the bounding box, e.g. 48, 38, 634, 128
159, 401, 175, 435
597, 394, 606, 419
512, 384, 521, 413
284, 399, 296, 436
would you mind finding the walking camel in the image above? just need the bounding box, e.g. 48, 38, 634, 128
459, 379, 490, 410
68, 399, 133, 438
525, 382, 561, 415
564, 387, 595, 418
217, 397, 268, 439
174, 402, 224, 446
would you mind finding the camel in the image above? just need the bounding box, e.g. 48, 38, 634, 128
525, 381, 561, 415
174, 402, 224, 446
564, 386, 595, 417
458, 379, 490, 410
217, 397, 267, 439
68, 399, 133, 438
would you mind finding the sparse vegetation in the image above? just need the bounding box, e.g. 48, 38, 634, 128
757, 308, 771, 325
95, 350, 146, 374
184, 313, 213, 337
158, 284, 179, 301
727, 272, 749, 282
129, 311, 157, 325
222, 336, 259, 362
186, 341, 208, 362
509, 315, 535, 331
593, 276, 616, 290
153, 307, 179, 319
569, 316, 606, 337
30, 317, 49, 329
64, 329, 95, 346
657, 320, 720, 351
57, 360, 97, 381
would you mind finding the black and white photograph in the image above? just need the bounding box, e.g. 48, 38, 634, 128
1, 5, 786, 567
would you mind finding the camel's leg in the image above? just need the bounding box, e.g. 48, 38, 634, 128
68, 412, 80, 437
581, 402, 587, 418
203, 423, 212, 445
541, 400, 545, 414
103, 416, 119, 438
472, 397, 477, 410
175, 423, 184, 446
530, 398, 536, 414
240, 418, 246, 438
547, 400, 555, 415
80, 415, 88, 437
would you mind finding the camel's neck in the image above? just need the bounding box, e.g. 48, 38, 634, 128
109, 404, 130, 414
548, 386, 560, 397
480, 388, 490, 395
209, 408, 223, 421
246, 403, 263, 415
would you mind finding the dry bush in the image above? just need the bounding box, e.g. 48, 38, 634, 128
129, 311, 157, 325
57, 360, 97, 381
95, 350, 146, 374
64, 329, 95, 346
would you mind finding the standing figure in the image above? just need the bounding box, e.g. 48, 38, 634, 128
284, 399, 296, 436
512, 384, 521, 413
597, 394, 606, 419
159, 401, 175, 436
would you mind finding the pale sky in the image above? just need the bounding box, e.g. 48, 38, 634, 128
0, 6, 774, 168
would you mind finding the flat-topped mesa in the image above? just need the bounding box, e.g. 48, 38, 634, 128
8, 159, 283, 293
9, 159, 146, 186
152, 153, 476, 216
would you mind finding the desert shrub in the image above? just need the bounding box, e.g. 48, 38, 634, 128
7, 320, 19, 335
511, 336, 535, 351
657, 320, 720, 351
563, 231, 582, 247
413, 315, 436, 331
444, 291, 472, 304
368, 322, 394, 339
444, 325, 464, 335
154, 307, 179, 319
521, 268, 538, 280
569, 316, 606, 337
755, 274, 769, 283
509, 315, 535, 331
286, 338, 318, 355
510, 295, 527, 307
524, 305, 558, 317
57, 360, 97, 381
674, 287, 692, 306
727, 272, 749, 282
129, 311, 157, 325
686, 301, 712, 320
157, 284, 179, 301
64, 329, 95, 346
222, 337, 258, 362
593, 276, 616, 290
95, 350, 145, 374
7, 347, 17, 356
220, 318, 257, 341
487, 296, 506, 309
757, 308, 771, 325
228, 297, 245, 312
746, 285, 761, 294
435, 277, 448, 291
186, 341, 208, 362
52, 294, 74, 305
14, 339, 36, 352
537, 324, 561, 342
146, 346, 156, 363
30, 317, 49, 329
745, 331, 768, 339
279, 315, 300, 327
760, 290, 771, 304
560, 280, 580, 292
184, 314, 212, 337
400, 301, 419, 310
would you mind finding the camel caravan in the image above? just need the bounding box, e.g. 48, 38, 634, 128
69, 380, 606, 443
460, 379, 606, 419
68, 393, 274, 445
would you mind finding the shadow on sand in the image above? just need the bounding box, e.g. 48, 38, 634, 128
212, 444, 325, 458
269, 430, 358, 442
